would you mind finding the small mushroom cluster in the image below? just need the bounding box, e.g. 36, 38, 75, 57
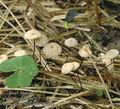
21, 29, 119, 75
23, 30, 93, 59
100, 49, 119, 71
23, 29, 63, 59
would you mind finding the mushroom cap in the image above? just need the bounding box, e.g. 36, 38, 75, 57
61, 62, 80, 74
79, 49, 89, 58
14, 50, 27, 57
61, 63, 74, 74
100, 53, 106, 62
0, 54, 8, 64
78, 45, 92, 58
105, 49, 119, 59
35, 34, 49, 47
43, 42, 62, 58
64, 38, 78, 47
99, 49, 119, 72
24, 29, 41, 40
72, 62, 80, 70
105, 59, 114, 72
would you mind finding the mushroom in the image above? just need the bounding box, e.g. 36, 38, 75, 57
24, 29, 41, 58
14, 50, 27, 57
100, 49, 119, 72
78, 45, 92, 58
35, 34, 49, 47
72, 62, 80, 71
24, 29, 41, 40
61, 63, 74, 74
42, 42, 62, 59
0, 54, 8, 64
105, 49, 119, 59
64, 38, 78, 47
64, 38, 78, 62
61, 62, 80, 74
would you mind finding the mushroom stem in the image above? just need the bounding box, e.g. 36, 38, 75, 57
75, 58, 84, 90
40, 48, 41, 63
33, 40, 36, 58
69, 74, 79, 88
76, 73, 83, 91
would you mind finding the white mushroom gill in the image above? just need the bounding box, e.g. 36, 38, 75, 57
43, 42, 62, 59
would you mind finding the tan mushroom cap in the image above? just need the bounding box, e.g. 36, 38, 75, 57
105, 49, 119, 59
14, 50, 27, 57
64, 38, 78, 47
78, 45, 92, 58
72, 62, 80, 70
43, 42, 62, 59
62, 63, 74, 74
24, 29, 41, 40
35, 34, 49, 47
61, 62, 80, 74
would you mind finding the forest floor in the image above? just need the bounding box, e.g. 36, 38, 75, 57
0, 0, 120, 109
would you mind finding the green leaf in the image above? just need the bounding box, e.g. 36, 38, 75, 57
63, 22, 69, 29
0, 58, 18, 72
96, 89, 104, 97
0, 56, 38, 88
20, 56, 38, 77
6, 71, 33, 88
0, 56, 38, 76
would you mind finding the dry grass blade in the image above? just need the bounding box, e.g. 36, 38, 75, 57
0, 0, 119, 109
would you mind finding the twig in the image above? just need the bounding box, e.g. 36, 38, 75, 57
88, 55, 114, 109
83, 31, 105, 53
0, 87, 69, 96
42, 90, 90, 109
